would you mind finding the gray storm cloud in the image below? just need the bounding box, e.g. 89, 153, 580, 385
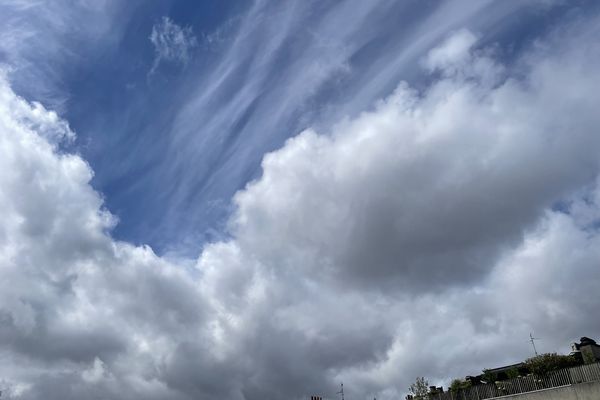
1, 12, 600, 400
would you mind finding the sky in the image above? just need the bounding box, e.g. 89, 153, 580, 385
1, 0, 600, 399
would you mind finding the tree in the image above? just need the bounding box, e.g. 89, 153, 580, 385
408, 377, 429, 400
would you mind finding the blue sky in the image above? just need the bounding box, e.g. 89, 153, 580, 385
2, 1, 600, 400
10, 0, 586, 255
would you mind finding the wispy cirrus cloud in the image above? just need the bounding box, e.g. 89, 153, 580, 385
149, 17, 197, 76
0, 0, 133, 110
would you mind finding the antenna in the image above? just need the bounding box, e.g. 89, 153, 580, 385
529, 332, 540, 356
336, 382, 345, 400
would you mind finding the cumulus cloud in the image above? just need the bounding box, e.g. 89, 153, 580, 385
0, 72, 73, 144
2, 13, 600, 400
149, 17, 197, 75
225, 27, 600, 294
197, 20, 600, 398
0, 71, 209, 399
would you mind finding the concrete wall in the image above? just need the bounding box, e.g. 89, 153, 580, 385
493, 381, 600, 400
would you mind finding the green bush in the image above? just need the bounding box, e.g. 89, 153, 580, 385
449, 378, 471, 392
481, 369, 498, 384
506, 367, 520, 379
523, 353, 580, 376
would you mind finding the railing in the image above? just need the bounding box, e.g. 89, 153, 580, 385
430, 362, 600, 400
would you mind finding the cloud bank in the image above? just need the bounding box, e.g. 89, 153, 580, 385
2, 13, 600, 400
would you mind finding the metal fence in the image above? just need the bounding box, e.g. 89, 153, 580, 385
429, 362, 600, 400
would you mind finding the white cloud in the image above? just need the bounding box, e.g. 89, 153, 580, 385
424, 28, 478, 72
0, 71, 73, 144
223, 24, 600, 293
196, 22, 600, 397
149, 17, 197, 75
0, 69, 208, 400
2, 14, 600, 400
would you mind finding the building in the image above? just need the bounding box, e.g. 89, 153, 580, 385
571, 337, 600, 364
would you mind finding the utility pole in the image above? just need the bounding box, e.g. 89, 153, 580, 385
529, 332, 540, 356
336, 382, 344, 400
